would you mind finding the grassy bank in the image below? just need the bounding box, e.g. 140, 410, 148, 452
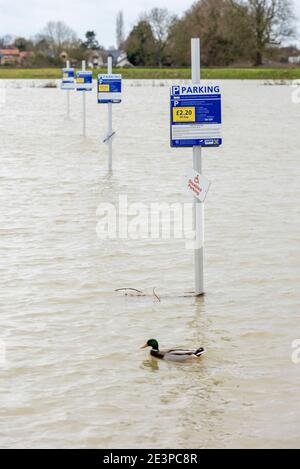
0, 67, 300, 80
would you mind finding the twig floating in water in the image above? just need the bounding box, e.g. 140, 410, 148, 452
153, 288, 161, 302
115, 288, 201, 300
115, 288, 146, 297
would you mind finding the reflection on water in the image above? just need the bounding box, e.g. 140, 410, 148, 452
142, 358, 160, 371
0, 80, 299, 449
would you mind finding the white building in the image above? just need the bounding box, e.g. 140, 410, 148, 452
87, 50, 105, 69
288, 55, 300, 64
116, 51, 132, 68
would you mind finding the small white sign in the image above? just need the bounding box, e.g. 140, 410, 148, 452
183, 168, 211, 202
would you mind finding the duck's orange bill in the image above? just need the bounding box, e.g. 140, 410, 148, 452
141, 343, 148, 349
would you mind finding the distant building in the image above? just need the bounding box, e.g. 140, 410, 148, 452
106, 49, 133, 68
19, 51, 32, 61
288, 55, 300, 64
87, 50, 105, 69
0, 48, 32, 66
115, 51, 132, 68
60, 51, 69, 62
0, 49, 20, 65
84, 49, 132, 69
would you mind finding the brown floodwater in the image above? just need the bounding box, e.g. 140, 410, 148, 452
0, 79, 299, 448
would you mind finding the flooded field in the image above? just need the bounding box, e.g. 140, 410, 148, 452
0, 79, 299, 448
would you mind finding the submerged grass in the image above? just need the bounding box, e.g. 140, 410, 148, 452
0, 67, 300, 80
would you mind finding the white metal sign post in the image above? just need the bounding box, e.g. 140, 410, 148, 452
107, 56, 113, 171
170, 39, 222, 296
66, 60, 71, 118
82, 60, 86, 137
61, 60, 75, 117
97, 56, 122, 172
76, 61, 93, 137
107, 57, 113, 171
192, 38, 204, 296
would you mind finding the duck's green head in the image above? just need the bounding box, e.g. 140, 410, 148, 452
141, 339, 159, 350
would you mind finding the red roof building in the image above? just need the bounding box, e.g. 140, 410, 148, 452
0, 48, 21, 65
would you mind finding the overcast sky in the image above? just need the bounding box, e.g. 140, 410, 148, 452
0, 0, 299, 47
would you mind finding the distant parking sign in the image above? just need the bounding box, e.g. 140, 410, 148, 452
61, 67, 75, 90
170, 85, 222, 147
76, 71, 93, 91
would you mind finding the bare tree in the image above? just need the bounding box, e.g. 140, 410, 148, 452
142, 8, 175, 66
244, 0, 295, 65
37, 21, 78, 56
116, 11, 125, 49
13, 37, 34, 51
0, 35, 13, 48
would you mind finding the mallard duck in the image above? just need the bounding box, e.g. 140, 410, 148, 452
141, 339, 205, 362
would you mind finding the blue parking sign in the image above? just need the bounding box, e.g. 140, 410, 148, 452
97, 74, 122, 104
76, 71, 93, 91
170, 84, 222, 147
61, 68, 75, 90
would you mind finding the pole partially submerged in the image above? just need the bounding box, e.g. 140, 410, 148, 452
191, 38, 204, 296
66, 60, 70, 118
82, 60, 86, 137
170, 38, 222, 295
107, 56, 113, 171
97, 59, 122, 172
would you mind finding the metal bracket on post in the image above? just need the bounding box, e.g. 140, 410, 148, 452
103, 131, 116, 144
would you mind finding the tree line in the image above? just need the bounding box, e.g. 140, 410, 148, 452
0, 23, 108, 68
125, 0, 296, 66
0, 0, 297, 68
